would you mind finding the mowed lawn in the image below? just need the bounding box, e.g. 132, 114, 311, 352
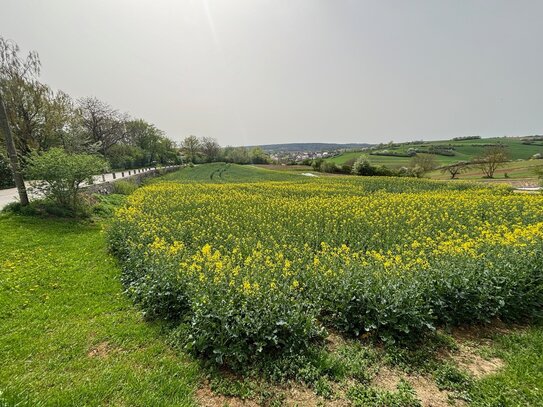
0, 214, 199, 407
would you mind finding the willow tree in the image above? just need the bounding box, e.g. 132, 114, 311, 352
0, 91, 28, 205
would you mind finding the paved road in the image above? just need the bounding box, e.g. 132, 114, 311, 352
0, 166, 178, 209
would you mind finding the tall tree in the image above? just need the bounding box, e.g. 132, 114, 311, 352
180, 135, 201, 163
125, 119, 165, 163
409, 153, 437, 176
475, 146, 509, 178
0, 90, 28, 205
200, 137, 220, 162
77, 97, 128, 156
0, 37, 51, 156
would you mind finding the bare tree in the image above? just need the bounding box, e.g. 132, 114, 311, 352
180, 135, 201, 163
440, 161, 469, 179
77, 97, 129, 155
409, 153, 437, 177
474, 146, 508, 178
0, 90, 28, 205
200, 137, 220, 162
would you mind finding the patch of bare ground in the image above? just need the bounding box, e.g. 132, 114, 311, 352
283, 384, 349, 407
444, 323, 511, 378
87, 341, 112, 358
453, 349, 503, 379
372, 366, 463, 407
325, 331, 347, 352
450, 321, 524, 343
195, 386, 260, 407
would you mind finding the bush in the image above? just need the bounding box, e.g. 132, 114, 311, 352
26, 148, 108, 210
311, 158, 324, 171
0, 153, 14, 189
1, 199, 83, 218
112, 179, 138, 195
320, 161, 338, 173
352, 156, 412, 177
352, 157, 375, 176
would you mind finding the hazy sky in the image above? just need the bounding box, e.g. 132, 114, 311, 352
2, 1, 542, 146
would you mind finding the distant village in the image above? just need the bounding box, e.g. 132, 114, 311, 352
269, 150, 336, 163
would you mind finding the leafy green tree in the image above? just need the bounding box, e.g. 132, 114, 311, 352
249, 147, 270, 164
352, 156, 375, 176
26, 148, 108, 209
0, 36, 48, 156
311, 158, 324, 171
223, 146, 251, 164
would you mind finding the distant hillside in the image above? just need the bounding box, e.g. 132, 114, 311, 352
248, 143, 372, 152
327, 135, 543, 169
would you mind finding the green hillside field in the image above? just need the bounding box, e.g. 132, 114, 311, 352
328, 136, 543, 169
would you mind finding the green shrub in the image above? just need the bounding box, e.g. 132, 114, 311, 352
1, 199, 85, 218
92, 194, 127, 217
112, 179, 138, 195
26, 148, 108, 210
320, 161, 338, 173
352, 157, 375, 176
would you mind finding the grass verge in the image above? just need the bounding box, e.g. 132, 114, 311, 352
0, 209, 199, 406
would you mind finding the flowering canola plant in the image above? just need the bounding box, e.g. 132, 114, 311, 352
109, 176, 543, 368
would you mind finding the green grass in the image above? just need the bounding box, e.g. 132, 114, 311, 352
328, 136, 543, 172
428, 159, 543, 181
0, 213, 199, 406
470, 326, 543, 406
161, 162, 299, 183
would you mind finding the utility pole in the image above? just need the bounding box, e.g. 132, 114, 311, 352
0, 90, 29, 206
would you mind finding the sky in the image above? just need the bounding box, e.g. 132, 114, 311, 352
1, 0, 542, 146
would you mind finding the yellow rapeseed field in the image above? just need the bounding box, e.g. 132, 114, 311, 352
109, 176, 543, 367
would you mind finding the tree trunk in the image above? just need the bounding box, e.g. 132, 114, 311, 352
0, 91, 29, 206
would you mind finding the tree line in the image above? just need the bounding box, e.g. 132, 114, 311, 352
179, 135, 270, 164
0, 37, 180, 185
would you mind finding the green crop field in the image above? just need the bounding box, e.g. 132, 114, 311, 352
1, 164, 542, 406
328, 137, 543, 175
160, 162, 299, 183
